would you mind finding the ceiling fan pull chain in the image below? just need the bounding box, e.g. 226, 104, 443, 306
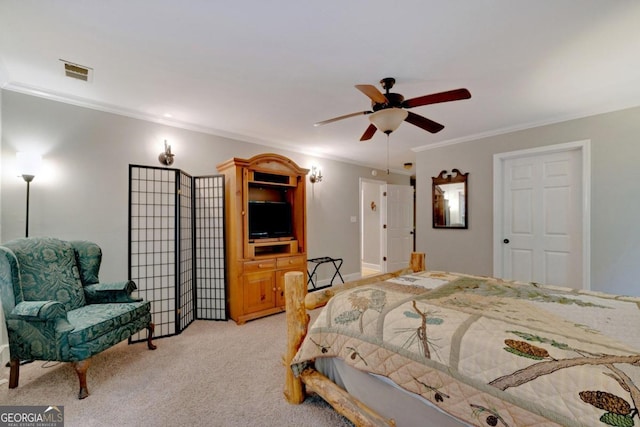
386, 135, 390, 175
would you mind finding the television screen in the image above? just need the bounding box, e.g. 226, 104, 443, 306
248, 201, 292, 239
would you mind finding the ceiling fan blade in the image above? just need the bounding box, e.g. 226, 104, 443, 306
360, 124, 378, 141
355, 84, 388, 104
405, 111, 445, 133
402, 88, 471, 109
314, 110, 371, 126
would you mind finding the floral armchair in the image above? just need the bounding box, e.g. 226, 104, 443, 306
0, 237, 156, 399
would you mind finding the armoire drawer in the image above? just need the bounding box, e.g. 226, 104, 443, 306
243, 259, 276, 273
277, 255, 305, 269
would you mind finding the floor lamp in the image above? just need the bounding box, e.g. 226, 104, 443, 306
16, 152, 42, 238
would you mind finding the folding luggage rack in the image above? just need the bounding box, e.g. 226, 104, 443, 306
307, 256, 344, 290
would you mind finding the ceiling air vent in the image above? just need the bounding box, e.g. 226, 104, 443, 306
60, 59, 93, 82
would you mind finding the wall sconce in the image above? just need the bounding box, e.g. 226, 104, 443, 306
16, 152, 43, 238
309, 165, 323, 184
404, 162, 413, 170
158, 140, 175, 166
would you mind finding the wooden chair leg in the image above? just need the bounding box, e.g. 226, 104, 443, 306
147, 322, 157, 350
8, 358, 20, 389
73, 359, 91, 399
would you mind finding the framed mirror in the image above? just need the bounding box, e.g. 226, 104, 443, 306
432, 169, 468, 229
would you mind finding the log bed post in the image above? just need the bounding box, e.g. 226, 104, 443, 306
409, 252, 425, 273
283, 270, 395, 426
284, 271, 308, 404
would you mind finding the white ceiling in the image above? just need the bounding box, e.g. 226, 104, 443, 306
2, 1, 640, 172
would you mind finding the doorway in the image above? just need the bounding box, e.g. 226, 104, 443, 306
493, 140, 590, 289
360, 179, 383, 276
360, 179, 414, 277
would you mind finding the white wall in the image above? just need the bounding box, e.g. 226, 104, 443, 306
416, 105, 640, 296
0, 90, 408, 285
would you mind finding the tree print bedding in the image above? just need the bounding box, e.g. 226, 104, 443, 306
291, 271, 640, 427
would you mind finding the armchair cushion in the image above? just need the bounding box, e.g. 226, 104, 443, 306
66, 301, 151, 347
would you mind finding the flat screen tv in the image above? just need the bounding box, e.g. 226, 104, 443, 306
248, 201, 293, 240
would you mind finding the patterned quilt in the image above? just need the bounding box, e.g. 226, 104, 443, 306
291, 271, 640, 427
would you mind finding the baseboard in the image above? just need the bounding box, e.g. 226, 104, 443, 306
361, 262, 381, 271
342, 272, 361, 282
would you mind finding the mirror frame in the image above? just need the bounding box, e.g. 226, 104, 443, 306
432, 169, 469, 229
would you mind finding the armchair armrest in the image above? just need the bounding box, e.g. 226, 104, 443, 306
84, 280, 141, 303
10, 301, 67, 321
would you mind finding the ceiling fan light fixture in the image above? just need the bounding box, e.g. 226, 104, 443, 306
369, 108, 408, 134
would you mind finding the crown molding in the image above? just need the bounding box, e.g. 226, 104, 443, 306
412, 101, 640, 152
3, 82, 412, 175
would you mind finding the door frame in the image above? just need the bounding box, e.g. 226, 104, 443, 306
492, 140, 591, 289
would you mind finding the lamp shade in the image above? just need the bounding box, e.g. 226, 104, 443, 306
368, 108, 408, 134
16, 152, 43, 178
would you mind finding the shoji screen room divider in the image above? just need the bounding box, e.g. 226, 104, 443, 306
128, 165, 226, 340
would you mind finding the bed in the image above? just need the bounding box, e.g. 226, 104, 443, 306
283, 253, 640, 427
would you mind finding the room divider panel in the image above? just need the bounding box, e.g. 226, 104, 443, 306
194, 175, 226, 320
128, 165, 226, 341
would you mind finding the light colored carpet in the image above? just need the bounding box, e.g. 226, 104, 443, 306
0, 310, 352, 427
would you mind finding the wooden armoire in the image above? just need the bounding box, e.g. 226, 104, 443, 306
217, 153, 308, 324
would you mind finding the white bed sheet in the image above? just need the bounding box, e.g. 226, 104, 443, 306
315, 357, 472, 427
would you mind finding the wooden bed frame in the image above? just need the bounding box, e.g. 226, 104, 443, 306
283, 252, 426, 427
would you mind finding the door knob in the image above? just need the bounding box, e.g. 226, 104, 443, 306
503, 239, 510, 244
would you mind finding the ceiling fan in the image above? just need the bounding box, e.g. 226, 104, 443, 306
314, 77, 471, 141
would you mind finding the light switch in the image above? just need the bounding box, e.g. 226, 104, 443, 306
350, 216, 357, 223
